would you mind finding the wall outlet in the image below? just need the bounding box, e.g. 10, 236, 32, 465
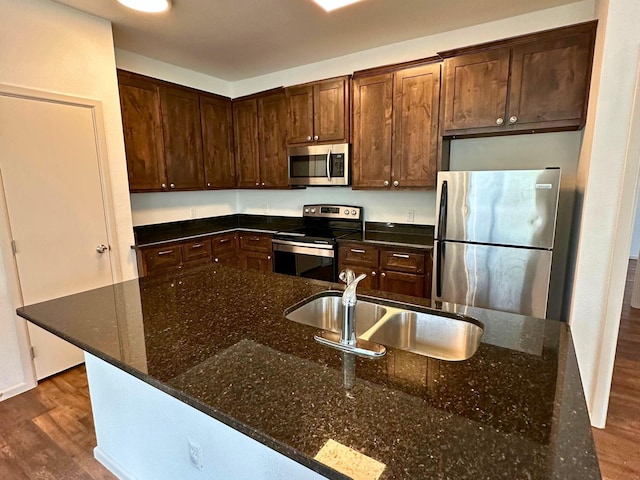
187, 437, 203, 470
407, 209, 415, 222
190, 207, 197, 219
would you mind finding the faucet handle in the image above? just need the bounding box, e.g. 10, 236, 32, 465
339, 268, 356, 285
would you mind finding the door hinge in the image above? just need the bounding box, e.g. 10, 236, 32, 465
11, 240, 17, 255
30, 346, 35, 359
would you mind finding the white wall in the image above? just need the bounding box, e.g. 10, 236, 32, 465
0, 0, 136, 398
122, 0, 595, 228
568, 0, 640, 427
629, 186, 640, 258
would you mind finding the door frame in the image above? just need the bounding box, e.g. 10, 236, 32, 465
0, 84, 123, 396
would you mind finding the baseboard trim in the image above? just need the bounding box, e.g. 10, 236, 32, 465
0, 381, 35, 401
94, 446, 136, 480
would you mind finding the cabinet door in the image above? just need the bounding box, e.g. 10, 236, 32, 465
212, 232, 238, 267
393, 64, 441, 188
117, 73, 166, 192
313, 77, 348, 143
201, 95, 236, 188
160, 86, 205, 190
352, 74, 393, 189
337, 263, 379, 291
258, 92, 289, 188
508, 29, 594, 129
241, 251, 273, 273
379, 270, 424, 298
286, 85, 314, 145
233, 98, 260, 188
441, 49, 510, 133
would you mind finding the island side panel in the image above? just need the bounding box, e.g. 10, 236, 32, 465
84, 353, 328, 480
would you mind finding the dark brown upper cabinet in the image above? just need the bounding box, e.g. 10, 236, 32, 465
440, 21, 596, 137
233, 97, 260, 188
285, 76, 350, 146
160, 86, 205, 190
233, 90, 289, 189
200, 95, 235, 189
258, 91, 289, 188
117, 71, 167, 192
352, 62, 441, 190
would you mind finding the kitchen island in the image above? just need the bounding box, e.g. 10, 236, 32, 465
17, 263, 600, 479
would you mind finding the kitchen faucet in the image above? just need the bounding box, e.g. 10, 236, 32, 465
339, 269, 367, 346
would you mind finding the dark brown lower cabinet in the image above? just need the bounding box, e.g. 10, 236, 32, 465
240, 251, 273, 273
238, 232, 273, 273
338, 242, 432, 299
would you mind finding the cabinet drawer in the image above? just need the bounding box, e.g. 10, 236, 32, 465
238, 233, 272, 253
339, 243, 379, 267
181, 239, 212, 263
380, 249, 425, 274
212, 233, 237, 254
143, 244, 182, 274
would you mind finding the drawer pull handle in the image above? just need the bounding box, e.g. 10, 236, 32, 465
191, 244, 204, 249
249, 237, 261, 241
392, 253, 410, 259
218, 238, 232, 244
158, 250, 174, 256
351, 249, 366, 254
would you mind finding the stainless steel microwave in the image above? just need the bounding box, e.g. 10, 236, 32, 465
287, 143, 350, 186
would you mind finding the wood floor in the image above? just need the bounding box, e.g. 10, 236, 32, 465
0, 365, 115, 480
1, 263, 640, 479
592, 260, 640, 480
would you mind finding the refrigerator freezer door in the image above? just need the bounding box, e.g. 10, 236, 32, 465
435, 169, 560, 249
433, 240, 552, 318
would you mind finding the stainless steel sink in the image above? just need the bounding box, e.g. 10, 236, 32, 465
284, 292, 388, 335
285, 291, 484, 361
361, 310, 484, 361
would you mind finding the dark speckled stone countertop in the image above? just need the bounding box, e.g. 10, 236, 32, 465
17, 265, 599, 479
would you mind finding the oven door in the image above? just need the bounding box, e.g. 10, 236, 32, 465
272, 240, 337, 282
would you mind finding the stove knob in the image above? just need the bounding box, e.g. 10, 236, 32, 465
304, 208, 309, 213
310, 208, 316, 214
344, 209, 349, 215
351, 209, 357, 216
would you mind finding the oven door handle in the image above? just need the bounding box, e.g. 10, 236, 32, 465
326, 148, 332, 182
272, 241, 335, 258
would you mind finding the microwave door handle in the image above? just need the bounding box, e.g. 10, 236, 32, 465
326, 148, 331, 181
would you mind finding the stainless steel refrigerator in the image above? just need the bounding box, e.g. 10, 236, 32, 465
432, 169, 561, 318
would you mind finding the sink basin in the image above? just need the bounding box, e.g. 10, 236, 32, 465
362, 310, 484, 361
285, 291, 484, 361
284, 291, 388, 335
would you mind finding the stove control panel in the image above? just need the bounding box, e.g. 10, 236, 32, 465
303, 204, 362, 220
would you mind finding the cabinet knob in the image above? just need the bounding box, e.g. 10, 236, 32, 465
261, 182, 265, 186
496, 117, 504, 125
381, 272, 386, 277
207, 182, 211, 187
161, 183, 167, 189
383, 180, 389, 187
214, 257, 219, 263
393, 180, 399, 187
371, 271, 376, 276
313, 135, 319, 141
268, 255, 272, 260
170, 183, 175, 189
255, 182, 259, 186
307, 135, 312, 141
509, 115, 518, 124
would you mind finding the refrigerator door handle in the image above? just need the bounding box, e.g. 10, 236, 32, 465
436, 241, 445, 298
438, 180, 448, 239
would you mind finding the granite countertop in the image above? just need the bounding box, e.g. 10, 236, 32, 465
356, 222, 434, 250
133, 214, 304, 247
16, 265, 600, 479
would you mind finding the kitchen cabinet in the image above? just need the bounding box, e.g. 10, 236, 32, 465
285, 76, 350, 145
201, 95, 236, 189
352, 62, 441, 189
117, 71, 166, 192
212, 232, 238, 267
338, 242, 432, 298
238, 232, 273, 273
160, 85, 205, 190
440, 21, 596, 137
234, 91, 289, 189
139, 238, 212, 277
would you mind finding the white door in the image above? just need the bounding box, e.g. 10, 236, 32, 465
0, 94, 115, 380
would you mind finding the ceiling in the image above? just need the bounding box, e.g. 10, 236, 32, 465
53, 0, 581, 81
